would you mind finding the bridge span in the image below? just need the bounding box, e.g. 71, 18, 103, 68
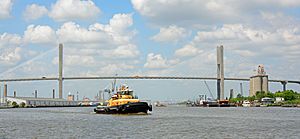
1, 76, 300, 84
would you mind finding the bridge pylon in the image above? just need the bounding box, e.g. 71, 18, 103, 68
59, 43, 63, 99
217, 45, 224, 100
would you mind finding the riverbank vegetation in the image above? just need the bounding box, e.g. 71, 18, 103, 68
230, 90, 300, 105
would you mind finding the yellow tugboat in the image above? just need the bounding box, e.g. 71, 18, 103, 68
94, 84, 152, 114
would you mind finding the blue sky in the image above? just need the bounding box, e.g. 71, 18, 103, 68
1, 0, 300, 101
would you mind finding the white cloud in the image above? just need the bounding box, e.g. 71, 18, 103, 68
98, 63, 135, 76
255, 0, 300, 7
90, 13, 135, 44
131, 0, 240, 25
20, 61, 49, 74
0, 33, 22, 66
23, 25, 56, 44
56, 22, 113, 46
195, 24, 252, 42
131, 0, 300, 79
131, 0, 300, 26
49, 0, 101, 21
175, 44, 203, 57
151, 25, 188, 43
52, 55, 96, 67
131, 0, 152, 16
179, 22, 300, 79
193, 24, 300, 48
108, 44, 140, 58
23, 4, 48, 21
64, 47, 100, 56
0, 13, 138, 72
233, 50, 256, 57
57, 14, 134, 47
0, 47, 22, 65
0, 33, 22, 48
51, 13, 140, 74
0, 0, 13, 19
144, 53, 169, 69
65, 55, 96, 66
175, 51, 217, 76
56, 13, 139, 58
108, 13, 134, 35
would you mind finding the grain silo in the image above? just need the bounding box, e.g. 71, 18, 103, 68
249, 64, 269, 96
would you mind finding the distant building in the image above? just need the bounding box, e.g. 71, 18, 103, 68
249, 64, 269, 96
229, 89, 234, 99
67, 92, 74, 101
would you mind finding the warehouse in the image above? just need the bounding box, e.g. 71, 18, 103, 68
6, 97, 79, 107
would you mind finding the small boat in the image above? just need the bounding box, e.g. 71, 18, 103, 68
154, 101, 167, 107
242, 100, 251, 107
94, 84, 152, 114
202, 99, 219, 107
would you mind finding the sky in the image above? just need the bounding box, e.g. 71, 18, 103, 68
0, 0, 300, 101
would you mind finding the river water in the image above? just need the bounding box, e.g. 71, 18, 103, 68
0, 106, 299, 139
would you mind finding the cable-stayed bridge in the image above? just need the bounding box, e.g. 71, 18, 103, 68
0, 44, 299, 100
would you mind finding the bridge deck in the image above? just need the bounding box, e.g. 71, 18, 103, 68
0, 76, 299, 84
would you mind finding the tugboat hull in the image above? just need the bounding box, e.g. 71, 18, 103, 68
94, 102, 152, 114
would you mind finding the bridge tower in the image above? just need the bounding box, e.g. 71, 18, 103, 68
217, 45, 224, 100
59, 44, 63, 99
3, 84, 7, 103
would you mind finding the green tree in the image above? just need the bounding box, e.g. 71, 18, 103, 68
265, 92, 275, 98
246, 96, 255, 101
274, 91, 284, 98
282, 90, 297, 101
236, 94, 242, 98
274, 90, 298, 101
255, 91, 266, 101
229, 97, 242, 103
230, 90, 300, 104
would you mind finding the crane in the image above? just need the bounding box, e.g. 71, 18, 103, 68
204, 80, 215, 100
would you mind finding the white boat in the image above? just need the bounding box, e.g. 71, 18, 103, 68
242, 100, 251, 107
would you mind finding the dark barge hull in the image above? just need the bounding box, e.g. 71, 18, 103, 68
94, 102, 152, 114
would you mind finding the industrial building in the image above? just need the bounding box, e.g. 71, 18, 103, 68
6, 97, 79, 107
1, 83, 101, 107
249, 64, 269, 96
67, 92, 75, 101
1, 84, 80, 107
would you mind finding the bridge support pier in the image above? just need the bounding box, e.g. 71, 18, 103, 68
53, 89, 55, 99
217, 79, 221, 100
281, 81, 287, 91
3, 84, 7, 103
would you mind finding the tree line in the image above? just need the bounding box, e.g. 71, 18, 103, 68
230, 90, 300, 104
